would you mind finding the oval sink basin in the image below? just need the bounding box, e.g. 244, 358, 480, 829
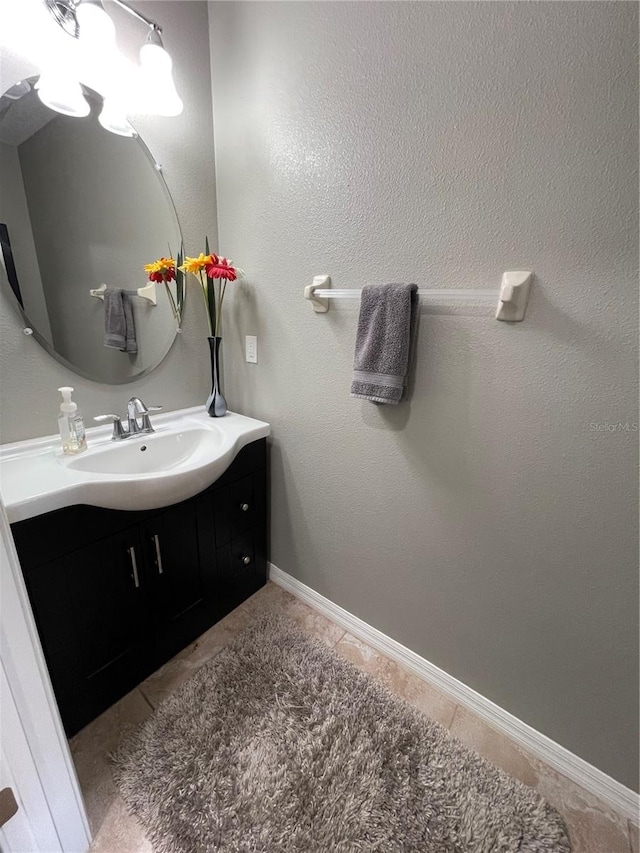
65, 426, 224, 476
0, 408, 270, 522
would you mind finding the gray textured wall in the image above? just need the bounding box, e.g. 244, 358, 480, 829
0, 1, 217, 440
209, 1, 639, 789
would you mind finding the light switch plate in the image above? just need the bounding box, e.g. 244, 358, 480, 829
245, 335, 258, 363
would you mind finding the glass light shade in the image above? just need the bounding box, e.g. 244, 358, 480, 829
76, 0, 116, 46
76, 0, 118, 97
139, 41, 183, 117
37, 73, 90, 117
99, 100, 136, 137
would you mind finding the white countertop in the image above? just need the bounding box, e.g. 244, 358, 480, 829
0, 407, 270, 524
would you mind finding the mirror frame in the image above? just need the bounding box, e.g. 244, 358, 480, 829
0, 77, 184, 385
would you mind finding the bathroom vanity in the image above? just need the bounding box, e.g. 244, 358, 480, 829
2, 409, 270, 736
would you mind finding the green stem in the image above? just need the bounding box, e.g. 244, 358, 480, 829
200, 272, 213, 336
214, 280, 219, 337
162, 277, 179, 325
217, 279, 227, 337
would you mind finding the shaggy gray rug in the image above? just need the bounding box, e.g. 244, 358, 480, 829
113, 615, 570, 852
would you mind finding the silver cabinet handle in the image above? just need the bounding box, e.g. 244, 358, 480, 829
128, 546, 140, 588
240, 503, 250, 512
152, 534, 164, 575
242, 555, 251, 565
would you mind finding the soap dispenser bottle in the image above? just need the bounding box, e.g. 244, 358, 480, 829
57, 387, 87, 454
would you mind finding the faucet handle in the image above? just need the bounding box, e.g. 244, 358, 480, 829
139, 405, 162, 434
94, 414, 126, 440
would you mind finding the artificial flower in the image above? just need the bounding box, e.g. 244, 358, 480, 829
144, 256, 175, 272
148, 268, 175, 283
144, 257, 176, 281
205, 256, 238, 281
180, 242, 243, 337
143, 252, 183, 326
180, 253, 217, 276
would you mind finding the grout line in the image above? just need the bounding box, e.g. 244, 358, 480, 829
138, 686, 155, 712
447, 703, 460, 731
331, 629, 347, 648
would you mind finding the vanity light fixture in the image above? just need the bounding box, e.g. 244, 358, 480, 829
39, 0, 183, 131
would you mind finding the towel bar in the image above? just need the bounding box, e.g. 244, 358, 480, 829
304, 272, 533, 321
89, 281, 157, 306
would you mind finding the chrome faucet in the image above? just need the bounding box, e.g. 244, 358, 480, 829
127, 397, 154, 434
94, 397, 163, 440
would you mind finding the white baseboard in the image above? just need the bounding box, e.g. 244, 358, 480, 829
268, 562, 639, 823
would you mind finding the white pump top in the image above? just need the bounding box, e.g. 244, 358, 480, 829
58, 386, 78, 414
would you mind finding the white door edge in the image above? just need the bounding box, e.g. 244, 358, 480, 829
0, 498, 90, 852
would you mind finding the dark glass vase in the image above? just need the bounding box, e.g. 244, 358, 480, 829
206, 336, 227, 417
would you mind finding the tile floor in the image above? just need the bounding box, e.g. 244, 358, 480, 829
70, 582, 638, 853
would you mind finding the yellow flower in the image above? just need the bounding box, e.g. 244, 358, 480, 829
144, 257, 175, 273
179, 253, 211, 276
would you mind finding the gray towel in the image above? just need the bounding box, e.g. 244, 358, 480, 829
104, 288, 137, 354
122, 293, 137, 354
351, 283, 418, 404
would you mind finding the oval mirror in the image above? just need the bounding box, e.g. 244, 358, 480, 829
0, 77, 182, 384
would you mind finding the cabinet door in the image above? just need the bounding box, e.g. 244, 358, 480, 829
142, 501, 217, 665
25, 526, 152, 736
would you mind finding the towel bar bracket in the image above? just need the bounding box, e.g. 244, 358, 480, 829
304, 275, 331, 313
495, 271, 533, 322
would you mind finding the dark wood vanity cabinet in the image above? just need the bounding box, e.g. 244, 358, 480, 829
11, 439, 267, 737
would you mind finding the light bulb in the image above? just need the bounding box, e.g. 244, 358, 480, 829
138, 31, 183, 117
99, 99, 136, 137
37, 73, 90, 117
